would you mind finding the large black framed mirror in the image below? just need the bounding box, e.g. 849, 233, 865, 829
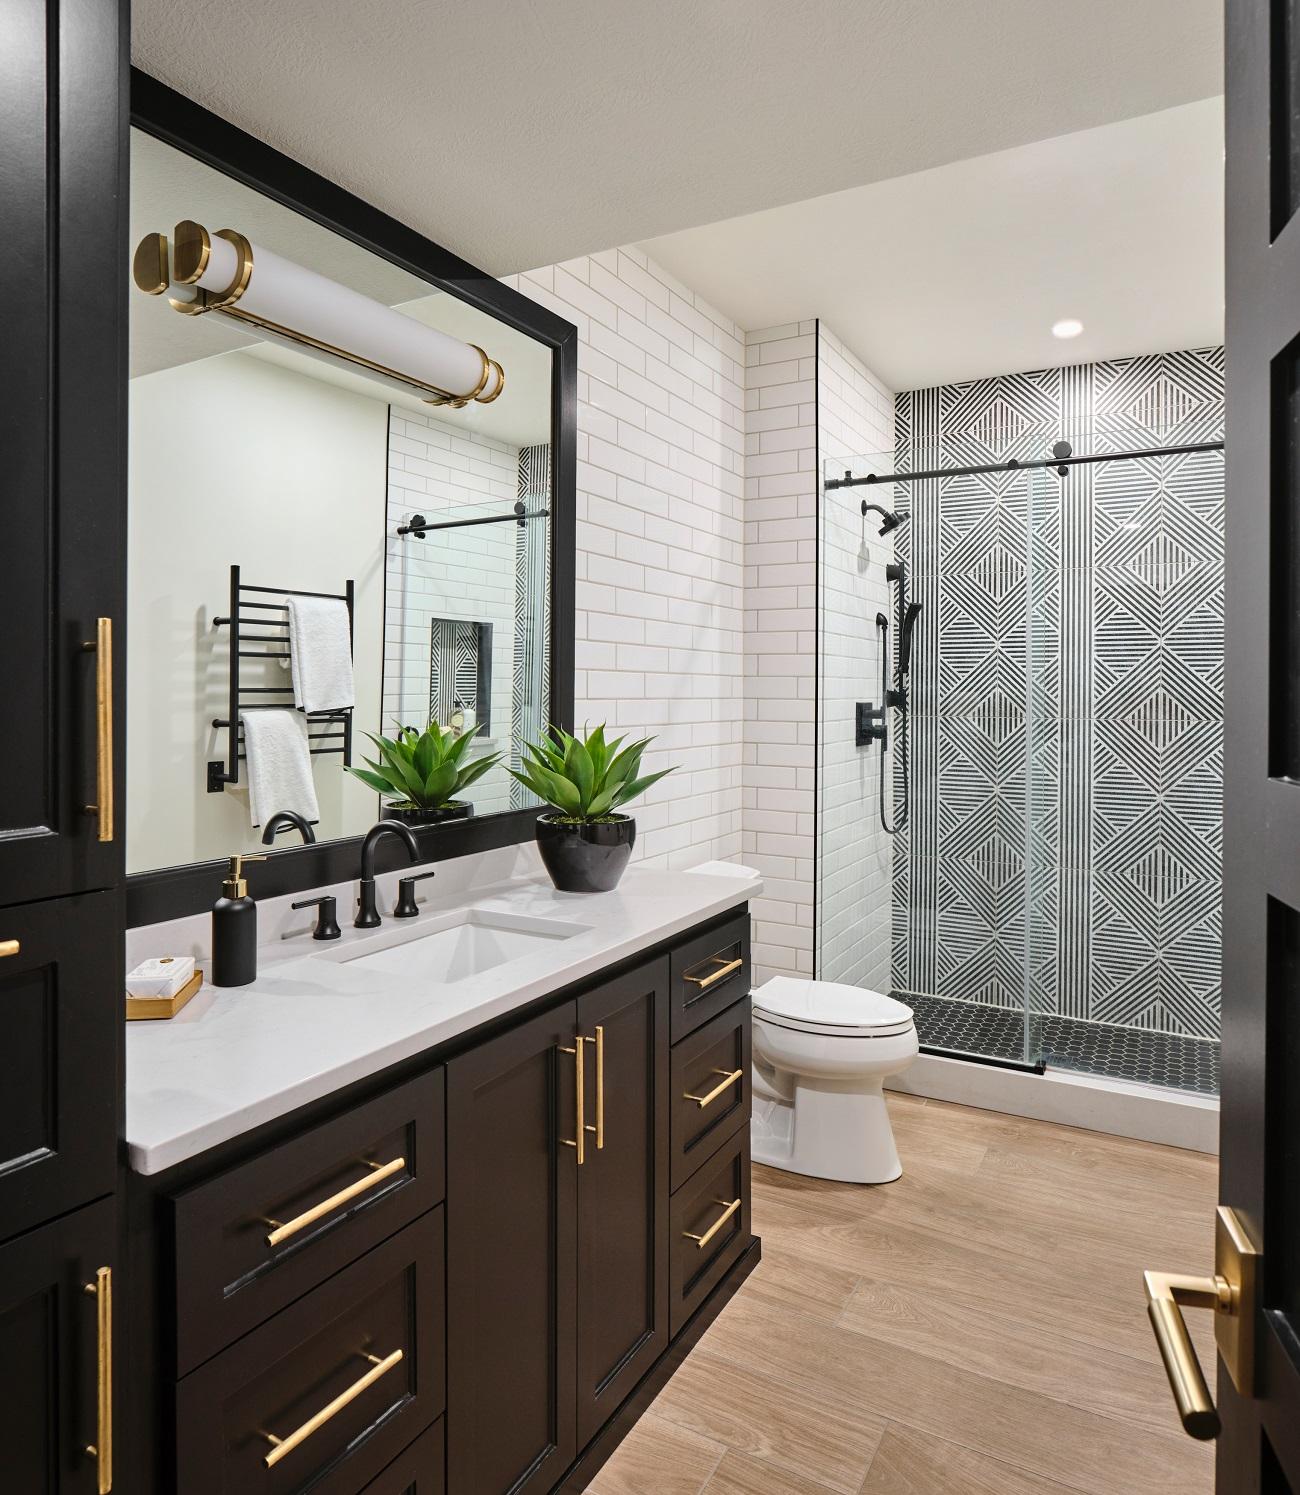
125, 72, 576, 925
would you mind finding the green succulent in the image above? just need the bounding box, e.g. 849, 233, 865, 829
508, 723, 674, 823
347, 719, 503, 810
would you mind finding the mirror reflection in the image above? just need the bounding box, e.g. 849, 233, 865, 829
126, 129, 552, 875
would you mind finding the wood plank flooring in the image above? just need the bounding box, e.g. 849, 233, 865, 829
589, 1093, 1219, 1495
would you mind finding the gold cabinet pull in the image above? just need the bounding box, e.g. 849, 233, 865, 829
560, 1036, 586, 1164
1144, 1205, 1259, 1441
592, 1025, 605, 1149
684, 955, 742, 990
80, 618, 113, 842
83, 1266, 112, 1493
0, 940, 19, 958
263, 1347, 403, 1468
684, 1197, 741, 1250
265, 1157, 406, 1247
684, 1068, 744, 1109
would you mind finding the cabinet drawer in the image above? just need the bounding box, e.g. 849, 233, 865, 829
669, 1129, 751, 1337
363, 1419, 445, 1494
177, 1209, 444, 1495
670, 997, 751, 1191
172, 1069, 443, 1375
668, 910, 750, 1041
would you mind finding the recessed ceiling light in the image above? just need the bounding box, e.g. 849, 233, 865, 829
1052, 318, 1084, 339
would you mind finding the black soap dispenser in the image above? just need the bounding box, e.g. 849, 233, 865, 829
212, 853, 267, 988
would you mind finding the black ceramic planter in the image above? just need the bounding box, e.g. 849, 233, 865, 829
382, 801, 473, 827
535, 814, 635, 892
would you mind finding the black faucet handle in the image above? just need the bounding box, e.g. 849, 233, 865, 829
291, 894, 341, 941
394, 870, 437, 919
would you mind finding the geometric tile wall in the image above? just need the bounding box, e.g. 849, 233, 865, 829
893, 347, 1224, 1040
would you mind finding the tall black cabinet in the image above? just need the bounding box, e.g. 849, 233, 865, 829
0, 0, 127, 1490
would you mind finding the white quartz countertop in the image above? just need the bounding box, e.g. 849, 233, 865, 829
124, 860, 760, 1175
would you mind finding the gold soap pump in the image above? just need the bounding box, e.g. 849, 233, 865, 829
212, 853, 267, 988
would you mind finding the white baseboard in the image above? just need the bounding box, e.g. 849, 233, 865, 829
886, 1052, 1219, 1154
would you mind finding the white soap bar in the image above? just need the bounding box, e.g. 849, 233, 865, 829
126, 956, 196, 999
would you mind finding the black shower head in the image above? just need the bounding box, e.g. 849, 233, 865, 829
861, 500, 901, 536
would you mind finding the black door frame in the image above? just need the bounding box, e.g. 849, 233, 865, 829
125, 72, 578, 925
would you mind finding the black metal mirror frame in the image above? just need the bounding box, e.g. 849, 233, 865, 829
126, 70, 577, 925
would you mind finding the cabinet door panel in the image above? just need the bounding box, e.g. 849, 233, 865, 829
0, 0, 125, 904
0, 1198, 115, 1494
446, 1001, 578, 1495
575, 959, 669, 1446
0, 892, 117, 1239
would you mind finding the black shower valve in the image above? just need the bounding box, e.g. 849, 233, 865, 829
856, 702, 888, 748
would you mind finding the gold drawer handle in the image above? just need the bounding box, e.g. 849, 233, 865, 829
684, 955, 742, 991
560, 1036, 587, 1164
0, 940, 19, 959
684, 1196, 741, 1250
263, 1347, 403, 1468
81, 618, 114, 842
265, 1157, 406, 1247
592, 1025, 605, 1149
84, 1266, 112, 1493
685, 1068, 743, 1109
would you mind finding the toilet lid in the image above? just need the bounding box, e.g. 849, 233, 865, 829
752, 977, 915, 1037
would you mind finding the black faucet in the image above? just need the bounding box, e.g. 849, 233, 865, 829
261, 810, 317, 846
355, 821, 421, 928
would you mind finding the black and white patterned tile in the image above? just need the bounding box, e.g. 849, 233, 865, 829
892, 348, 1224, 1042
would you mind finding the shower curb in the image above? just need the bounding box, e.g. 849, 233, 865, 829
886, 1052, 1218, 1154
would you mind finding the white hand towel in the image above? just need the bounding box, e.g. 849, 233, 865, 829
286, 596, 355, 714
240, 711, 321, 830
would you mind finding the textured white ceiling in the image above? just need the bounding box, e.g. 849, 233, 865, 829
132, 0, 1223, 274
641, 100, 1224, 392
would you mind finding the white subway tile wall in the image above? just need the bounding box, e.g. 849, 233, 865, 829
742, 322, 819, 981
815, 325, 895, 991
500, 257, 896, 988
505, 249, 746, 870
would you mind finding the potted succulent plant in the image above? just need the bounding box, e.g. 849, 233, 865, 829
347, 719, 503, 826
508, 724, 674, 892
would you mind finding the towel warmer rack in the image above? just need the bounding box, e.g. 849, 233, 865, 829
207, 564, 355, 793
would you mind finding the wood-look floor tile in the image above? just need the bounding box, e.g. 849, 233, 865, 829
737, 1239, 863, 1325
585, 1412, 724, 1495
859, 1424, 1092, 1495
703, 1450, 844, 1495
649, 1346, 884, 1494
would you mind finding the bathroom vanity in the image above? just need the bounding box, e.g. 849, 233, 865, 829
120, 862, 758, 1493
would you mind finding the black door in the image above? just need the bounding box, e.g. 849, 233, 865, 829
446, 1001, 579, 1494
1217, 2, 1300, 1483
0, 1198, 115, 1494
0, 893, 118, 1240
575, 959, 669, 1446
0, 0, 125, 907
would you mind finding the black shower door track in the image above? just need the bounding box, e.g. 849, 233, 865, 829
822, 438, 1225, 489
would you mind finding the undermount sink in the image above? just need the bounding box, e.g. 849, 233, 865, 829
316, 908, 591, 984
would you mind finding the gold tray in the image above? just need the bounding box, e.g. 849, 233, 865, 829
125, 968, 203, 1021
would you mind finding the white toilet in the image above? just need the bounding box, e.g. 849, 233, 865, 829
750, 977, 918, 1185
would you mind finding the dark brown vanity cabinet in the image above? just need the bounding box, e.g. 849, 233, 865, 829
0, 1199, 116, 1495
446, 957, 671, 1492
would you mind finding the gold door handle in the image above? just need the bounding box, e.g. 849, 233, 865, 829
684, 955, 742, 990
264, 1157, 406, 1246
263, 1347, 403, 1468
84, 1266, 112, 1493
1144, 1205, 1259, 1441
684, 1196, 741, 1250
560, 1036, 587, 1164
0, 940, 19, 958
684, 1068, 744, 1109
81, 618, 114, 842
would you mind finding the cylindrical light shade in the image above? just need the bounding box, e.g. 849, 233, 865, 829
134, 222, 503, 407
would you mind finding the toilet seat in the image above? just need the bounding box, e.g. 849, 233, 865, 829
752, 977, 914, 1038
